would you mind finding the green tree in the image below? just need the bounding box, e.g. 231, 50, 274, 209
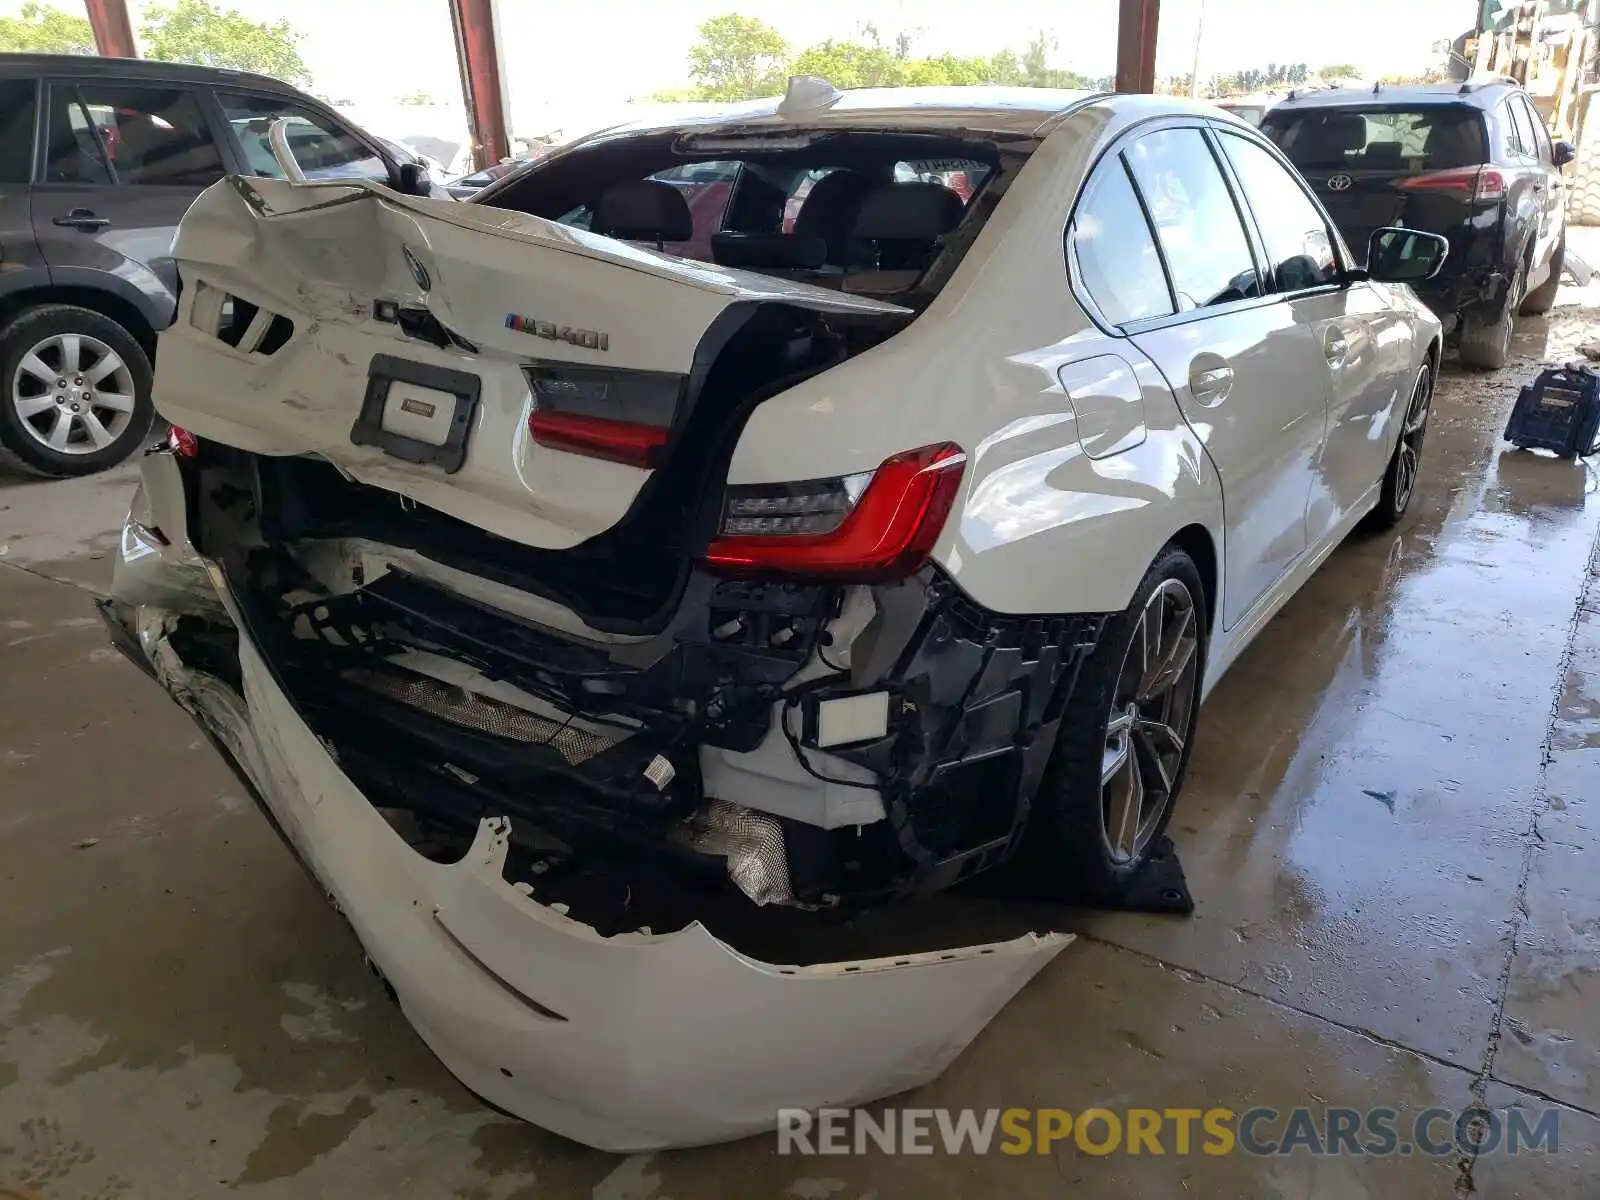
397, 90, 436, 106
141, 0, 310, 85
985, 49, 1024, 85
791, 38, 905, 89
0, 1, 95, 55
1320, 63, 1362, 84
1017, 31, 1094, 89
687, 14, 788, 101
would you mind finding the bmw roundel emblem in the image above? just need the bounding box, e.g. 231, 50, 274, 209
402, 245, 431, 291
1327, 174, 1354, 192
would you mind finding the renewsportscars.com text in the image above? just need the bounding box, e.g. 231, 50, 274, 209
777, 1106, 1560, 1157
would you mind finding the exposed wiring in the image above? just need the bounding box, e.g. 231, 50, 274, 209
817, 639, 851, 674
778, 681, 882, 792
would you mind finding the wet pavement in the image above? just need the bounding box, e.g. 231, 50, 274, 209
1, 274, 1599, 1198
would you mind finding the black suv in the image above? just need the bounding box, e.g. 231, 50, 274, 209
0, 54, 435, 476
1263, 80, 1574, 370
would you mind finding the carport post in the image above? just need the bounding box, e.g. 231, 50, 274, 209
448, 0, 513, 171
1115, 0, 1161, 94
84, 0, 138, 58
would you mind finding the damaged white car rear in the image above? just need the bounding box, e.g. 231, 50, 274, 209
103, 84, 1443, 1150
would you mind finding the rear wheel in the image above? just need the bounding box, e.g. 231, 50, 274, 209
0, 305, 154, 476
1520, 232, 1565, 315
1018, 545, 1207, 896
1368, 364, 1433, 530
1457, 257, 1525, 371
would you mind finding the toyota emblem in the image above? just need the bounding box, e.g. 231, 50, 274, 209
1327, 174, 1354, 192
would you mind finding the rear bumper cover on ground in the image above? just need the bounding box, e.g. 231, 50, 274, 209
102, 574, 1071, 1151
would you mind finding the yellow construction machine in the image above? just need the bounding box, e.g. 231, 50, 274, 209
1467, 0, 1600, 222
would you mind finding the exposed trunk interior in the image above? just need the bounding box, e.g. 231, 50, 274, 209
246, 300, 899, 635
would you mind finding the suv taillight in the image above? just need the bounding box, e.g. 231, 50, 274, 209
703, 443, 966, 583
1399, 165, 1505, 203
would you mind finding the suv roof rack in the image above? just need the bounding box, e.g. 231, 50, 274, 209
1459, 75, 1518, 94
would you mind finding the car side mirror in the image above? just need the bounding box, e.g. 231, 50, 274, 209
1553, 140, 1577, 167
397, 161, 429, 196
1366, 227, 1450, 284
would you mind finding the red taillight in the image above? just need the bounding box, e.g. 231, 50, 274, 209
167, 426, 198, 459
703, 443, 967, 583
1474, 168, 1507, 203
528, 411, 669, 469
1399, 166, 1504, 203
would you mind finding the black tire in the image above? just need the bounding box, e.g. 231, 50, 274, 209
1570, 100, 1600, 227
0, 304, 154, 477
1368, 363, 1433, 531
1016, 544, 1208, 898
1520, 232, 1564, 316
1457, 257, 1525, 372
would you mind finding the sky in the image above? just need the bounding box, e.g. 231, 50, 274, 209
12, 0, 1479, 137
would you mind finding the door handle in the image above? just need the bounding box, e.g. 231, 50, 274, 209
1189, 363, 1234, 406
53, 209, 110, 230
1324, 330, 1350, 365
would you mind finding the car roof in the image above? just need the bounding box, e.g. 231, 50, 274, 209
0, 52, 309, 96
1269, 81, 1517, 112
572, 85, 1102, 141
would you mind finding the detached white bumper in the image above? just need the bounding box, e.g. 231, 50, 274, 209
111, 544, 1071, 1151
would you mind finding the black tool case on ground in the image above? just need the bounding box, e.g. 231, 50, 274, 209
1504, 365, 1600, 458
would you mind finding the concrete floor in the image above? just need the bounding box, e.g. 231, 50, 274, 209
2, 281, 1600, 1199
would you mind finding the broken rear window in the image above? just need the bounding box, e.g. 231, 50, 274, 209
483, 130, 1018, 301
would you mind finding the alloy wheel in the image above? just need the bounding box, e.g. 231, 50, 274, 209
1101, 578, 1201, 864
1502, 264, 1526, 361
1393, 369, 1433, 514
10, 333, 137, 456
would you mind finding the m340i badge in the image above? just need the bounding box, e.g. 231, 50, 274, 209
505, 313, 610, 351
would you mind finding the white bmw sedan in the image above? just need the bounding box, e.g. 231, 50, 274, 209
104, 81, 1444, 1148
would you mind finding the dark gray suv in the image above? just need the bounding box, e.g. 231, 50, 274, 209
0, 54, 434, 475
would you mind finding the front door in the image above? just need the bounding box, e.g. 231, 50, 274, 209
1119, 125, 1331, 630
31, 80, 228, 328
1515, 94, 1566, 281
212, 91, 395, 186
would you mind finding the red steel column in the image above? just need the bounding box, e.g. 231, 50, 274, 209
84, 0, 138, 58
1115, 0, 1161, 94
448, 0, 512, 171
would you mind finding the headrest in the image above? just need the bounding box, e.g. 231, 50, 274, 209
794, 170, 879, 237
1363, 141, 1404, 166
592, 179, 693, 243
710, 231, 828, 270
1308, 114, 1368, 157
851, 181, 965, 242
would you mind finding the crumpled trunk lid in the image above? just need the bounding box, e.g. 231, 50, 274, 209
156, 177, 907, 551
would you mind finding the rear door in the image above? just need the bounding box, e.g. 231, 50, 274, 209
0, 78, 46, 296
1115, 125, 1332, 630
1264, 105, 1488, 266
31, 78, 229, 326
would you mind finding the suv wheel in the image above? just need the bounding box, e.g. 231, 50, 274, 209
1520, 232, 1565, 316
1458, 257, 1525, 371
0, 305, 154, 477
1016, 544, 1207, 897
